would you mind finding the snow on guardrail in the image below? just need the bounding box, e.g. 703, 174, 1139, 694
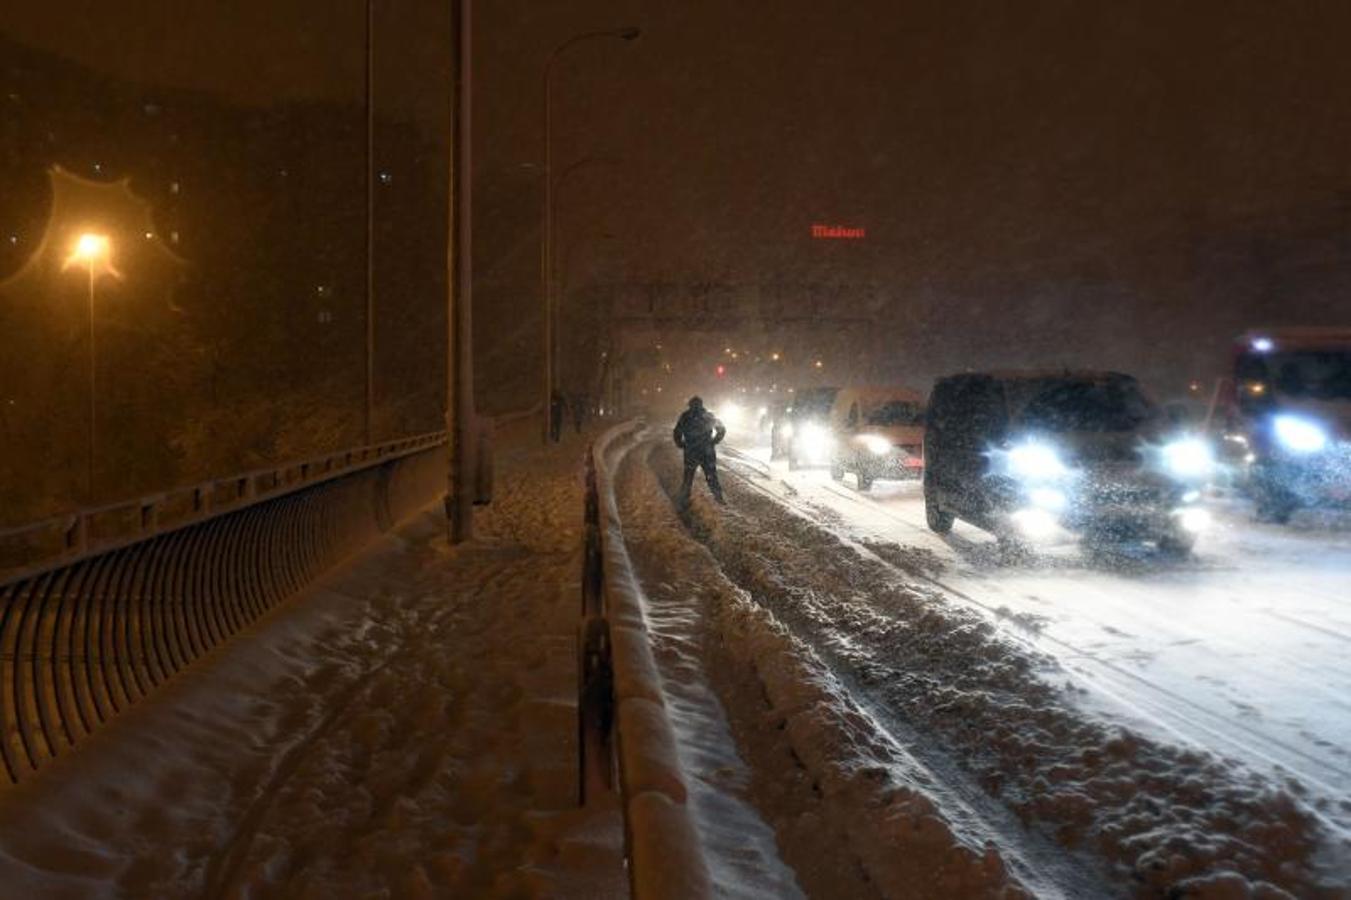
587, 420, 714, 900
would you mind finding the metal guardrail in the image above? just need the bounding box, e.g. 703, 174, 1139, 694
0, 432, 447, 785
0, 432, 446, 587
583, 421, 715, 899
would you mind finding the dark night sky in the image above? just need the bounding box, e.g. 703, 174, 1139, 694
6, 1, 1351, 389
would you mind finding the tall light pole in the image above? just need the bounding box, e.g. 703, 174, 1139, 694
364, 0, 376, 446
557, 227, 617, 403
550, 156, 619, 403
446, 0, 477, 542
541, 26, 640, 443
64, 233, 113, 501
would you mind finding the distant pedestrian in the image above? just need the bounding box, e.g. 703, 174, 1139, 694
550, 391, 567, 443
571, 392, 588, 434
673, 396, 726, 506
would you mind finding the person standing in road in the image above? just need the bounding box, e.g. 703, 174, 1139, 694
550, 390, 567, 443
571, 391, 588, 434
673, 396, 726, 506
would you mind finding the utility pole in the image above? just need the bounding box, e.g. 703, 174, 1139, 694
86, 263, 97, 500
446, 0, 476, 543
540, 27, 640, 444
364, 0, 376, 446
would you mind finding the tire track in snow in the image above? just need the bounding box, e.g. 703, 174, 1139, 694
704, 448, 1344, 894
761, 468, 1351, 813
673, 450, 1109, 897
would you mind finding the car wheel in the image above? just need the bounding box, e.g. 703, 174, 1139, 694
830, 461, 845, 481
925, 496, 954, 533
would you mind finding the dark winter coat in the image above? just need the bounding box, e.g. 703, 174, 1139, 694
673, 407, 726, 455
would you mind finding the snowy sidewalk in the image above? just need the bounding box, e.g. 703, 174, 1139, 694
0, 432, 627, 898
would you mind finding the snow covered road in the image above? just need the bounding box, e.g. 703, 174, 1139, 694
721, 440, 1351, 842
608, 434, 1350, 895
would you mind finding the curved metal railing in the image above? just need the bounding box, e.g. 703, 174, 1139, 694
0, 432, 446, 784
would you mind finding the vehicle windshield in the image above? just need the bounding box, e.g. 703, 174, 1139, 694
789, 388, 838, 419
865, 400, 924, 426
1018, 377, 1155, 432
1237, 350, 1351, 401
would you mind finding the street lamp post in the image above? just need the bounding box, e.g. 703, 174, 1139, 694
364, 0, 376, 446
541, 26, 639, 443
65, 233, 112, 500
446, 0, 477, 543
549, 157, 619, 405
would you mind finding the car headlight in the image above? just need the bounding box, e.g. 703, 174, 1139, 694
1008, 442, 1068, 480
861, 434, 891, 455
1011, 508, 1058, 539
1161, 437, 1215, 479
721, 401, 744, 427
780, 422, 794, 438
1028, 487, 1067, 511
1174, 507, 1211, 533
1273, 415, 1328, 454
799, 422, 833, 458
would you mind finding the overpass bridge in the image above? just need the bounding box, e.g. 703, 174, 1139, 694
0, 431, 448, 783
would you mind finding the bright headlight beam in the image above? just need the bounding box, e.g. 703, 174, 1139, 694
1011, 508, 1058, 540
1162, 438, 1215, 479
799, 422, 833, 460
1008, 442, 1068, 480
1028, 487, 1067, 511
861, 434, 891, 455
1175, 507, 1211, 533
1273, 415, 1328, 454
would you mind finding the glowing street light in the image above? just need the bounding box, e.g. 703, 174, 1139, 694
65, 232, 115, 500
68, 233, 110, 269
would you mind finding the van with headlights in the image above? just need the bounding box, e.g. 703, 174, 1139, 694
1230, 328, 1351, 522
782, 386, 841, 469
827, 386, 926, 490
923, 370, 1213, 555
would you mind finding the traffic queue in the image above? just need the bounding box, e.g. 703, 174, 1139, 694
717, 328, 1351, 557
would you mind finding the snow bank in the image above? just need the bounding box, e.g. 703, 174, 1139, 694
645, 443, 1347, 897
615, 439, 1028, 899
594, 422, 715, 900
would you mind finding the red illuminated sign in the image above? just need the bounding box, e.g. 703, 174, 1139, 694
811, 224, 866, 240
